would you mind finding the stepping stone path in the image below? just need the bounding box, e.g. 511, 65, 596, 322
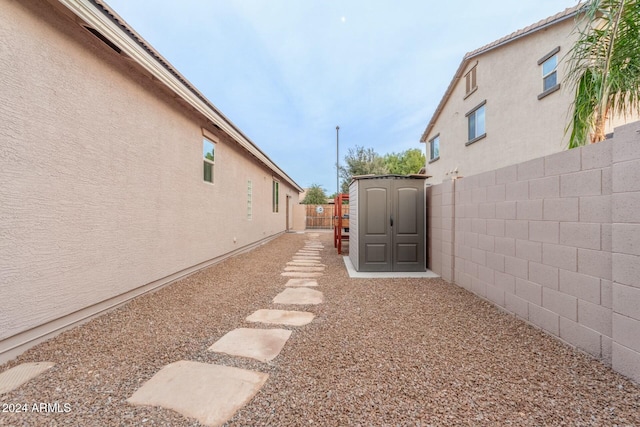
285, 278, 319, 287
246, 309, 315, 326
281, 271, 324, 277
0, 234, 327, 424
127, 361, 268, 427
0, 362, 55, 394
273, 287, 324, 305
208, 328, 292, 362
125, 232, 326, 426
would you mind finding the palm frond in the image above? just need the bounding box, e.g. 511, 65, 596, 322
565, 0, 640, 147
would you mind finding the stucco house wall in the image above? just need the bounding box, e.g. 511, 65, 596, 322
0, 0, 300, 362
422, 7, 638, 185
427, 121, 640, 384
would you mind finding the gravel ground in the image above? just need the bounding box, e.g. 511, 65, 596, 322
1, 231, 639, 426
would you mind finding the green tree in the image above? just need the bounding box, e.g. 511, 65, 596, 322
566, 0, 640, 148
301, 184, 329, 204
338, 146, 389, 193
384, 148, 426, 175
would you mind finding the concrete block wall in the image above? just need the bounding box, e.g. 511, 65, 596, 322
611, 122, 640, 382
427, 180, 455, 281
426, 121, 640, 383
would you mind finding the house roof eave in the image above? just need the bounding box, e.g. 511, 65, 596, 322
419, 4, 584, 143
57, 0, 303, 193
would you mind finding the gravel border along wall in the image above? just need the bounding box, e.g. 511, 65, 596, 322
0, 232, 639, 426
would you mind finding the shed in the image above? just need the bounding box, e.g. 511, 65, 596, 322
348, 175, 427, 272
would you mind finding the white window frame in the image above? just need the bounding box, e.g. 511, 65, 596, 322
465, 100, 486, 145
429, 134, 440, 163
203, 137, 215, 184
538, 47, 561, 99
272, 179, 279, 213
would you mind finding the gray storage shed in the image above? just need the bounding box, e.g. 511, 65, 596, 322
348, 175, 427, 272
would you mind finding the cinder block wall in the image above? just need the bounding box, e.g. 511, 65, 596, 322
427, 121, 640, 383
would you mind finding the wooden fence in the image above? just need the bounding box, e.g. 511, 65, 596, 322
305, 204, 350, 229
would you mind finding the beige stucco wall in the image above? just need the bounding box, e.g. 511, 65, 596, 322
423, 17, 636, 184
0, 0, 298, 361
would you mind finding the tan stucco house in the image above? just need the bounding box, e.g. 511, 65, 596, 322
0, 0, 302, 362
420, 5, 638, 184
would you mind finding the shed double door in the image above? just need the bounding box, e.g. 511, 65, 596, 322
359, 179, 425, 272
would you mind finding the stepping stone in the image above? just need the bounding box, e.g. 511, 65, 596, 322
287, 261, 323, 266
285, 279, 318, 287
208, 328, 291, 362
246, 309, 315, 326
281, 272, 323, 278
284, 266, 325, 272
273, 288, 324, 305
127, 360, 268, 427
0, 362, 55, 394
293, 255, 321, 259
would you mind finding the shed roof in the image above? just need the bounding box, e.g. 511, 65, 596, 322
419, 4, 584, 143
57, 0, 303, 192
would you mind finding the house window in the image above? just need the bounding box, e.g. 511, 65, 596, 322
538, 47, 561, 99
203, 138, 215, 183
272, 179, 279, 213
247, 180, 252, 220
466, 100, 486, 145
429, 135, 440, 162
464, 65, 477, 97
542, 55, 557, 90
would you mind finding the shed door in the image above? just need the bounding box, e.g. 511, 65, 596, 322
392, 183, 425, 272
360, 184, 392, 271
359, 179, 425, 272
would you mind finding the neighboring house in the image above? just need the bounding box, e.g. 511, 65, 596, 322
0, 0, 302, 362
420, 5, 638, 183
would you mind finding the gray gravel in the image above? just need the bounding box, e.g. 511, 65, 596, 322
1, 232, 639, 426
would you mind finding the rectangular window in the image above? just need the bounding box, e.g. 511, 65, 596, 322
464, 65, 477, 97
272, 180, 279, 213
429, 135, 440, 162
247, 180, 252, 220
203, 138, 215, 183
538, 47, 561, 99
466, 100, 486, 145
542, 55, 557, 91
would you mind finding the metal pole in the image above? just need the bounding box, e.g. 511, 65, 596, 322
336, 125, 340, 195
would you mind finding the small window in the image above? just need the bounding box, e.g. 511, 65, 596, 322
272, 180, 279, 213
466, 101, 486, 145
538, 47, 561, 99
464, 65, 477, 97
247, 180, 253, 220
429, 135, 440, 162
203, 138, 215, 183
542, 55, 557, 91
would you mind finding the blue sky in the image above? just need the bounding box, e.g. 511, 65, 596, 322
106, 0, 578, 194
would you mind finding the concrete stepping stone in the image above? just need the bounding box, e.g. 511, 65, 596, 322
127, 360, 268, 427
285, 278, 318, 287
293, 255, 321, 259
246, 309, 315, 326
273, 288, 324, 305
281, 272, 323, 278
208, 328, 292, 362
284, 266, 325, 272
287, 261, 323, 266
0, 362, 55, 394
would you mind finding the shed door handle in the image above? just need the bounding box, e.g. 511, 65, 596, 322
390, 216, 393, 227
